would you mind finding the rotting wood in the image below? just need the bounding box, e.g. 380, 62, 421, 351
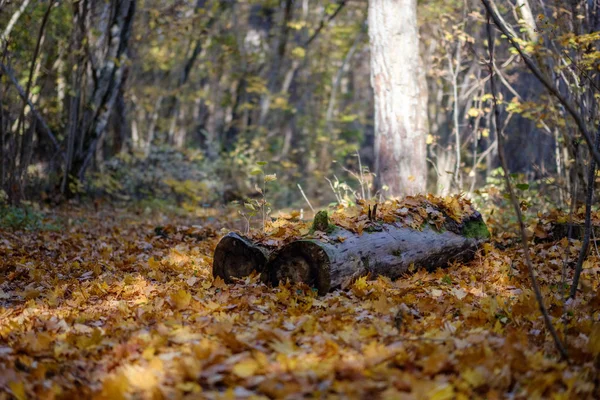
268, 213, 489, 294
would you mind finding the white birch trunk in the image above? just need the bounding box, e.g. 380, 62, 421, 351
0, 0, 31, 44
368, 0, 427, 196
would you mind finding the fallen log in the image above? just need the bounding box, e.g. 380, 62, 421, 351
550, 223, 600, 241
212, 232, 271, 283
268, 212, 489, 294
212, 211, 335, 283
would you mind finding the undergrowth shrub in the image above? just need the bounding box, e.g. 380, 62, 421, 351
471, 167, 560, 235
89, 147, 219, 208
0, 192, 60, 231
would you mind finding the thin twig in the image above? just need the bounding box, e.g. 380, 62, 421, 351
560, 170, 577, 344
481, 0, 600, 167
570, 126, 600, 298
356, 151, 367, 200
591, 227, 600, 259
16, 0, 54, 189
325, 177, 343, 204
485, 12, 569, 361
304, 0, 348, 47
342, 166, 365, 201
297, 183, 315, 212
0, 62, 64, 160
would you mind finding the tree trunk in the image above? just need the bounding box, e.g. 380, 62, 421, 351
268, 216, 488, 294
65, 0, 136, 189
0, 0, 31, 45
368, 0, 427, 196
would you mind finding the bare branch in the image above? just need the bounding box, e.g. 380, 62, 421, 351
570, 126, 600, 299
0, 62, 64, 160
0, 0, 32, 44
485, 12, 569, 361
304, 0, 348, 47
480, 0, 600, 167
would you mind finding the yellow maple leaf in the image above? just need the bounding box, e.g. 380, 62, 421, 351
123, 365, 159, 392
232, 357, 259, 378
352, 276, 369, 297
270, 338, 297, 355
212, 276, 228, 289
169, 289, 192, 310
427, 382, 455, 400
467, 107, 480, 117
372, 295, 391, 314
589, 323, 600, 356
8, 381, 26, 400
461, 367, 486, 389
147, 256, 160, 270
96, 373, 129, 400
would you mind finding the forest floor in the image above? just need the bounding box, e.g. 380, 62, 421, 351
0, 202, 599, 399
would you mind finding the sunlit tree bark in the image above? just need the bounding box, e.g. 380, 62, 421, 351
368, 0, 427, 196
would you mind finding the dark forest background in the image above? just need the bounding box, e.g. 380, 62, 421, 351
0, 0, 598, 221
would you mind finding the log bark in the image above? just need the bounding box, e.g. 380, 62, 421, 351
268, 216, 489, 294
550, 223, 600, 242
212, 232, 271, 283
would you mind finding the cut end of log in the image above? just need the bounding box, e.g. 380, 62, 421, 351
212, 232, 268, 283
268, 240, 332, 294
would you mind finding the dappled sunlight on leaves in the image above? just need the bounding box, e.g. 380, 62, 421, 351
0, 204, 598, 398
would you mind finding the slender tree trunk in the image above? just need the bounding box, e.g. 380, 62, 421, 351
516, 0, 538, 42
16, 1, 53, 200
318, 30, 363, 171
0, 77, 5, 192
0, 0, 31, 44
145, 96, 162, 156
368, 0, 427, 196
66, 0, 136, 189
258, 0, 294, 126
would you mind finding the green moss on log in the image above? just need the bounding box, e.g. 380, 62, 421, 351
312, 210, 329, 231
310, 210, 336, 234
463, 219, 490, 239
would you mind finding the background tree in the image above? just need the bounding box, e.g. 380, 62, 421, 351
0, 0, 598, 214
368, 0, 427, 196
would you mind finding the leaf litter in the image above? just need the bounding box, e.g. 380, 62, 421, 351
0, 201, 599, 399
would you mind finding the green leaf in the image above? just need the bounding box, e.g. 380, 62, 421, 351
516, 183, 529, 190
250, 167, 263, 176
256, 161, 268, 166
